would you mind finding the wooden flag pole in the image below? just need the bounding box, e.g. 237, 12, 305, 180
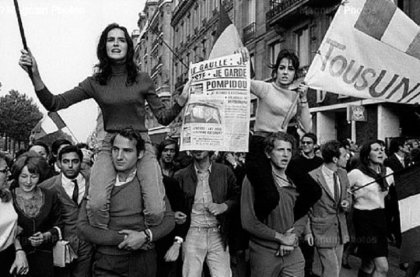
13, 0, 33, 79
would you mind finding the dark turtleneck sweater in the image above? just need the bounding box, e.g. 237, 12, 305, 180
35, 64, 182, 132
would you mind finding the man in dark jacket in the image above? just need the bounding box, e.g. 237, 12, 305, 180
385, 137, 410, 248
40, 145, 92, 277
174, 150, 239, 277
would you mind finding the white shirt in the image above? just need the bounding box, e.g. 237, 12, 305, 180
321, 165, 340, 198
190, 163, 218, 227
348, 167, 394, 210
61, 173, 86, 204
115, 170, 137, 187
0, 200, 18, 251
395, 153, 406, 167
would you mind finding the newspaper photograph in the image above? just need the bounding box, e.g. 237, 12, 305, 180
180, 53, 250, 152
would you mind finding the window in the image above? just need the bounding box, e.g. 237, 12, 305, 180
250, 98, 257, 117
180, 22, 184, 43
247, 0, 256, 25
201, 0, 206, 21
175, 27, 179, 46
202, 39, 207, 58
186, 15, 190, 38
197, 1, 201, 23
295, 27, 310, 67
250, 52, 255, 73
269, 41, 281, 65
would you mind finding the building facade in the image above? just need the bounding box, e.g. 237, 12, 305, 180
171, 0, 234, 92
135, 0, 236, 142
135, 0, 177, 141
135, 0, 420, 145
246, 0, 420, 145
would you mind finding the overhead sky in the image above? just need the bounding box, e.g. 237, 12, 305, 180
0, 0, 146, 142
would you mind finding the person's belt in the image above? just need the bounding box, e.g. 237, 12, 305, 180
189, 226, 220, 232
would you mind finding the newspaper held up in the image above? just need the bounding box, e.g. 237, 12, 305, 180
180, 53, 250, 152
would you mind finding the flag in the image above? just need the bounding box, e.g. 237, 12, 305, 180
396, 164, 420, 262
47, 112, 66, 129
30, 112, 67, 140
354, 0, 420, 60
305, 0, 420, 104
208, 1, 243, 59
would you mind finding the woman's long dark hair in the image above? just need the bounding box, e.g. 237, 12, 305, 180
94, 23, 138, 85
358, 140, 389, 191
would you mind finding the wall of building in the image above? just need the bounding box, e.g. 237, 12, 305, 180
133, 0, 420, 143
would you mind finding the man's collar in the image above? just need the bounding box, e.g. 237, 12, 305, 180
395, 152, 405, 161
194, 162, 212, 174
61, 172, 83, 184
322, 164, 335, 176
116, 169, 137, 184
301, 152, 315, 159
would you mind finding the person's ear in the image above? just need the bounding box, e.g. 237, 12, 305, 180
333, 157, 338, 164
138, 150, 145, 160
265, 151, 271, 159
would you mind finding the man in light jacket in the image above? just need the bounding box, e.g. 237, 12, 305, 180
306, 140, 352, 277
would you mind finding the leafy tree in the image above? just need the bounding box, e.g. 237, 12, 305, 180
0, 90, 43, 144
31, 130, 74, 148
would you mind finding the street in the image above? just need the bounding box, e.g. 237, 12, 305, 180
311, 245, 406, 276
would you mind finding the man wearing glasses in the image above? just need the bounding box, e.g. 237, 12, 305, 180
288, 133, 323, 277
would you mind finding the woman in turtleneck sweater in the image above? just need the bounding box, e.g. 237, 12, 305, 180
18, 23, 189, 230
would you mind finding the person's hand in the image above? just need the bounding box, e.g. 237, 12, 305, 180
305, 233, 314, 246
10, 250, 29, 275
118, 230, 147, 251
19, 49, 39, 76
276, 245, 294, 257
275, 228, 297, 246
234, 47, 249, 63
164, 242, 181, 262
174, 211, 187, 225
207, 203, 228, 216
296, 82, 308, 102
177, 81, 191, 107
28, 232, 44, 247
225, 153, 238, 168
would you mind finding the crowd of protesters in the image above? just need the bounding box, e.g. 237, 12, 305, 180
2, 22, 420, 277
2, 133, 420, 277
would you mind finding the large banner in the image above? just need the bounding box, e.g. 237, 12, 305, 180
180, 53, 250, 152
305, 0, 420, 104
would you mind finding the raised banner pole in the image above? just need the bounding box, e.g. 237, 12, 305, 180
13, 0, 32, 79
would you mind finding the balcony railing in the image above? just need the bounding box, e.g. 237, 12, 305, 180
266, 0, 306, 22
151, 39, 160, 52
243, 22, 255, 44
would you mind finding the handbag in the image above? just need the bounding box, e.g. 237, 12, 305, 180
52, 226, 78, 267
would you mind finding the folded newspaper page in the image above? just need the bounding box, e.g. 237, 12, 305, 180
180, 53, 250, 152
